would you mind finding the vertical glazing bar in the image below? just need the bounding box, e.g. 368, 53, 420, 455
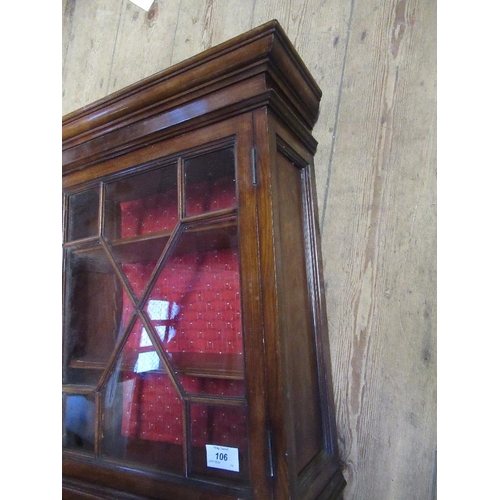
95, 390, 102, 458
98, 182, 105, 238
62, 248, 68, 384
62, 193, 69, 243
184, 400, 190, 478
177, 157, 185, 220
62, 393, 67, 448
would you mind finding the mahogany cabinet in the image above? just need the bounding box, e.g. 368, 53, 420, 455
62, 20, 345, 500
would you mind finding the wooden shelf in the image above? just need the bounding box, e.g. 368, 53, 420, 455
62, 384, 96, 394
110, 230, 171, 264
67, 217, 237, 265
172, 352, 244, 380
69, 352, 244, 380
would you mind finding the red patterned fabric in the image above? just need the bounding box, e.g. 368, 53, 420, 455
118, 176, 236, 239
121, 373, 246, 446
185, 177, 236, 216
117, 181, 246, 447
120, 191, 178, 238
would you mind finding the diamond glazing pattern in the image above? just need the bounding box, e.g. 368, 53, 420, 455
112, 156, 246, 446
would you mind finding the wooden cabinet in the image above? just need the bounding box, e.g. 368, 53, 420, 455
62, 20, 346, 500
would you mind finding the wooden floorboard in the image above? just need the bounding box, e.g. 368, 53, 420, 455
62, 2, 437, 498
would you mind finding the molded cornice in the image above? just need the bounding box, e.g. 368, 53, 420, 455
62, 20, 321, 174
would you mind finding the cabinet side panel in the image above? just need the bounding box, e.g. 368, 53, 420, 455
274, 151, 323, 474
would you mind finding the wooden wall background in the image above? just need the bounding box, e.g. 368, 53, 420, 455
62, 1, 437, 498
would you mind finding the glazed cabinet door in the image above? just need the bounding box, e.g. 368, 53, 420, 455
62, 114, 268, 500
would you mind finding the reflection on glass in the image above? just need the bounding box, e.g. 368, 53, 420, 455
109, 235, 171, 304
105, 167, 176, 301
67, 188, 99, 241
101, 329, 184, 473
143, 219, 244, 396
189, 404, 249, 482
105, 164, 178, 241
63, 243, 132, 386
141, 299, 180, 361
63, 393, 95, 452
184, 148, 236, 216
63, 144, 248, 480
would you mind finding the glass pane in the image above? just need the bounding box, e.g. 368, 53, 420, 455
143, 218, 244, 396
189, 404, 249, 482
101, 328, 184, 474
108, 234, 170, 303
184, 148, 236, 216
67, 188, 99, 241
63, 243, 133, 385
63, 393, 95, 452
104, 164, 178, 241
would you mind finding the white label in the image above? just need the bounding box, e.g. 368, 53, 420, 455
205, 444, 239, 472
129, 0, 155, 11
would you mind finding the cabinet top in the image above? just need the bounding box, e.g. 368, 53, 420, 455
62, 20, 322, 173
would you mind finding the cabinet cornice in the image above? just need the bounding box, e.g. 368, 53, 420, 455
62, 20, 321, 174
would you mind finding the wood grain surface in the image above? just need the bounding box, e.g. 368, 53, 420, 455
62, 1, 437, 499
